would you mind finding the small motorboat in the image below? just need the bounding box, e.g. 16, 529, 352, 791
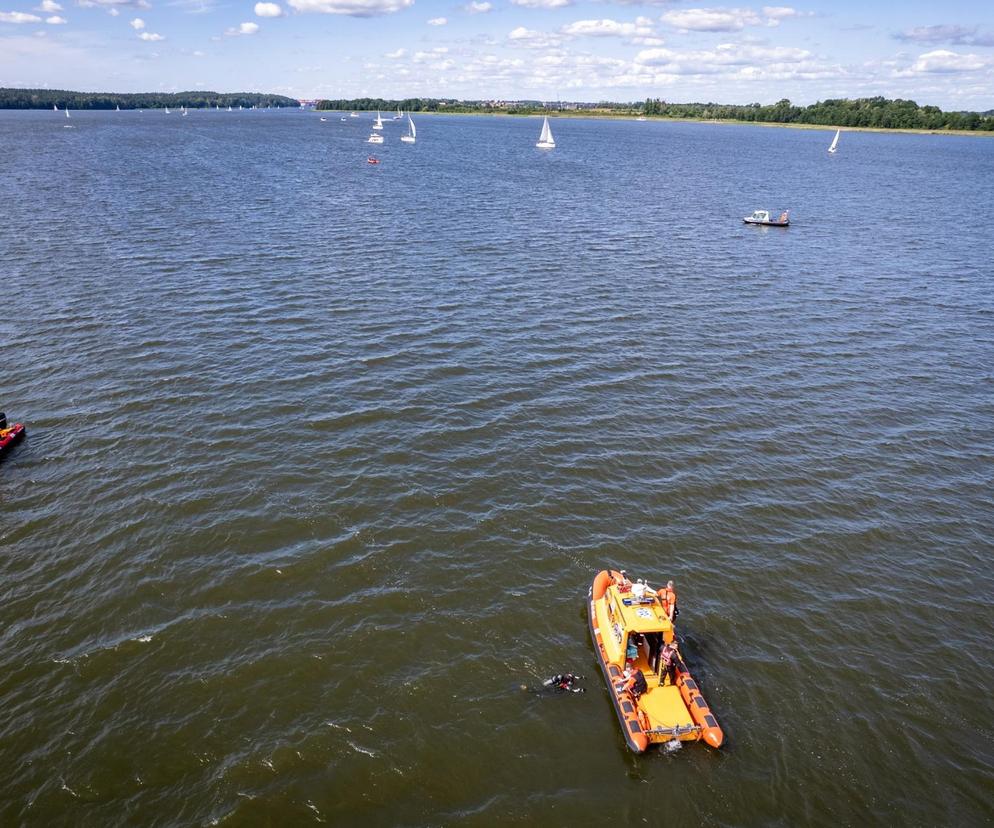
0, 412, 26, 458
744, 209, 789, 227
588, 569, 723, 753
367, 156, 380, 164
367, 133, 384, 144
320, 117, 327, 122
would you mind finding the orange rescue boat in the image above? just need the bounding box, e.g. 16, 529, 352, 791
588, 569, 723, 752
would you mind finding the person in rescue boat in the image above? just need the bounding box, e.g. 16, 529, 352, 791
658, 580, 678, 622
615, 668, 648, 700
659, 641, 679, 686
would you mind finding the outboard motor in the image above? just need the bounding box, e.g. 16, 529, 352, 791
0, 412, 7, 430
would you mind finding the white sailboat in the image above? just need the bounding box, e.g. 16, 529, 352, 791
394, 107, 403, 120
65, 108, 70, 119
350, 111, 358, 118
367, 132, 384, 144
536, 116, 555, 149
373, 111, 384, 130
401, 114, 416, 143
165, 106, 171, 114
53, 104, 58, 112
828, 128, 840, 154
227, 106, 233, 112
116, 105, 120, 111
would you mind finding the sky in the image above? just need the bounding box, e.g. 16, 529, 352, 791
1, 0, 993, 108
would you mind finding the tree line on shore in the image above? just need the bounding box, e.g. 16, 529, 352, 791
0, 88, 300, 110
641, 96, 994, 131
318, 95, 994, 131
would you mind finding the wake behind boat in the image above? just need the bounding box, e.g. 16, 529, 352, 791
744, 209, 790, 227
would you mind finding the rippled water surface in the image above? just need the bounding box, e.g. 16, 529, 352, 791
1, 109, 992, 825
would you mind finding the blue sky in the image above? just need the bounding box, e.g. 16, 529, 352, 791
1, 0, 992, 107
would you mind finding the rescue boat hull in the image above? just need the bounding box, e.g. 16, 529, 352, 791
588, 585, 650, 752
588, 569, 724, 753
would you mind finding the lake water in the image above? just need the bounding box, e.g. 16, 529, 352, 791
1, 109, 992, 825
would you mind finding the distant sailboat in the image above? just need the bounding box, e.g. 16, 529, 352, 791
536, 116, 555, 149
401, 114, 416, 143
394, 107, 403, 120
165, 106, 171, 114
65, 108, 70, 119
373, 111, 384, 130
350, 111, 358, 118
367, 132, 384, 144
116, 105, 120, 111
828, 128, 840, 154
227, 106, 232, 112
53, 104, 58, 112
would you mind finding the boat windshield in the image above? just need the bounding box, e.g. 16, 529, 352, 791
751, 211, 769, 221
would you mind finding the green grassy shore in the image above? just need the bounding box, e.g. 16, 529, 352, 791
402, 109, 994, 137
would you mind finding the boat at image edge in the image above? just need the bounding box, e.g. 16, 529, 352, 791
0, 413, 26, 459
588, 569, 723, 753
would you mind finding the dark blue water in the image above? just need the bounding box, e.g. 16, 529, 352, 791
1, 109, 992, 825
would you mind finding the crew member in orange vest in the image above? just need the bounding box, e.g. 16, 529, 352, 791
658, 580, 677, 622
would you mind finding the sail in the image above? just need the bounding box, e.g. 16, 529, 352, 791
65, 108, 70, 118
829, 129, 840, 152
409, 116, 416, 139
538, 116, 554, 146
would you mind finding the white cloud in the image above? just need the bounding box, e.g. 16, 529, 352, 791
427, 15, 446, 24
36, 0, 61, 10
907, 49, 988, 74
635, 42, 811, 74
1, 10, 44, 21
77, 0, 150, 10
762, 6, 802, 24
225, 20, 258, 34
896, 26, 994, 48
107, 6, 118, 13
45, 13, 66, 21
254, 1, 283, 16
287, 0, 413, 16
661, 8, 761, 32
465, 1, 491, 12
562, 17, 654, 37
130, 15, 144, 27
138, 29, 163, 39
507, 25, 563, 48
385, 46, 406, 57
511, 0, 572, 7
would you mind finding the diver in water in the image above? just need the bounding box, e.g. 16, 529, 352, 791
522, 673, 586, 693
544, 673, 585, 693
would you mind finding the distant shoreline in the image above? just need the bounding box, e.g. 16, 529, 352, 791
396, 109, 994, 137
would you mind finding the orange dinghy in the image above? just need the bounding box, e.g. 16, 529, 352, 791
588, 569, 723, 752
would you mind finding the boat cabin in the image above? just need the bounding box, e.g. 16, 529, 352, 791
599, 582, 675, 670
748, 210, 771, 223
